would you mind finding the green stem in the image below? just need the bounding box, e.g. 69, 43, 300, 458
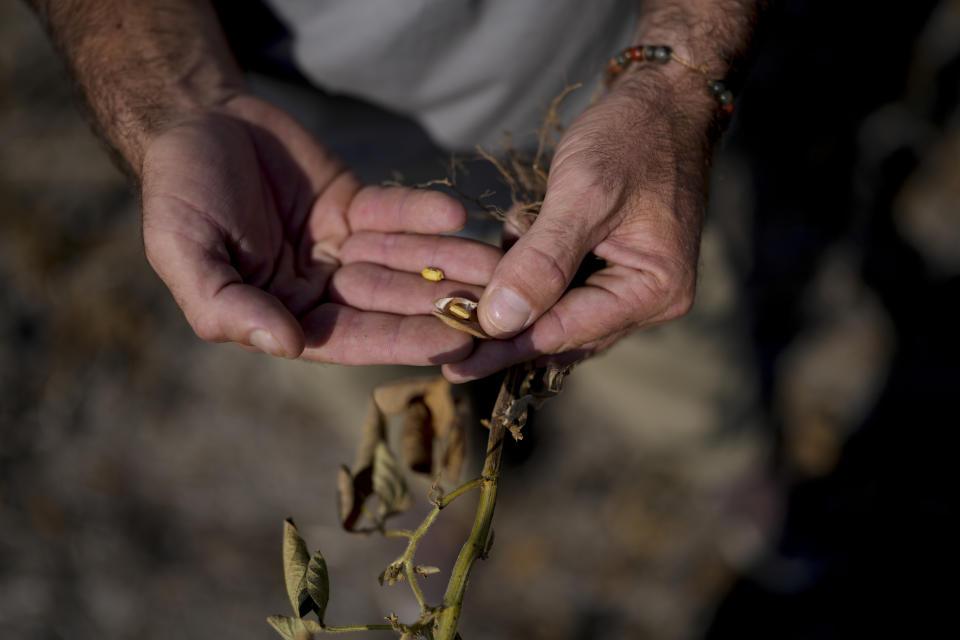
434, 366, 525, 639
438, 477, 484, 509
381, 476, 485, 615
319, 624, 395, 633
404, 561, 428, 610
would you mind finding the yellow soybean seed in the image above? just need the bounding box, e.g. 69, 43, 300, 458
421, 266, 445, 282
448, 303, 472, 320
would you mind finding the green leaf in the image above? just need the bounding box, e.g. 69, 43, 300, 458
266, 615, 303, 640
281, 519, 331, 621
282, 519, 311, 617
266, 616, 323, 640
372, 440, 411, 517
304, 549, 330, 624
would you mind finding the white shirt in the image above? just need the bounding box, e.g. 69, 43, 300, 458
263, 0, 636, 150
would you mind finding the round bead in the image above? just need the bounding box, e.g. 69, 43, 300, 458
709, 80, 726, 95
628, 47, 643, 61
721, 102, 735, 116
643, 45, 657, 60
615, 53, 628, 67
718, 90, 734, 105
653, 46, 672, 63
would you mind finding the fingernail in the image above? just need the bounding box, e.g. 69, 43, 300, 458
249, 329, 286, 358
484, 287, 532, 334
311, 242, 340, 265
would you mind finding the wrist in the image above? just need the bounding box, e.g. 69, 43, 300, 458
612, 0, 761, 125
608, 61, 718, 135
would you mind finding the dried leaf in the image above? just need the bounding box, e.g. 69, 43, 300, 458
355, 400, 386, 471
337, 464, 373, 532
372, 441, 411, 516
385, 612, 401, 631
401, 399, 434, 473
414, 565, 441, 577
372, 376, 439, 414
422, 377, 456, 440
378, 561, 404, 586
441, 398, 468, 482
282, 519, 311, 617
336, 466, 356, 529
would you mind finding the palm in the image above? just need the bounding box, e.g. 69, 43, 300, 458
141, 94, 501, 365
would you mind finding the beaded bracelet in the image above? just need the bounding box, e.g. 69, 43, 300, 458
605, 45, 735, 116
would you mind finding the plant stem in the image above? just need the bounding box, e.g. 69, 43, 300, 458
438, 477, 484, 508
320, 624, 395, 633
434, 365, 526, 639
385, 476, 484, 610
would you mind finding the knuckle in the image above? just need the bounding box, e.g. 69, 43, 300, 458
662, 286, 695, 321
653, 271, 696, 322
190, 313, 222, 343
521, 243, 574, 296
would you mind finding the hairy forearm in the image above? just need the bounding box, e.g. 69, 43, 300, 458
24, 0, 244, 175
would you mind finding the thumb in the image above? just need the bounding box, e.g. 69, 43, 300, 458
478, 204, 595, 338
144, 219, 306, 359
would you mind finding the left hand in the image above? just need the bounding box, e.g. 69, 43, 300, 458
442, 69, 716, 381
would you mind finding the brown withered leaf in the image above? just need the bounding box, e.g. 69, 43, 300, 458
372, 441, 411, 516
422, 377, 456, 440
377, 561, 405, 586
440, 398, 468, 482
401, 399, 434, 473
496, 364, 573, 441
354, 400, 386, 471
372, 376, 440, 415
414, 565, 441, 577
337, 464, 374, 532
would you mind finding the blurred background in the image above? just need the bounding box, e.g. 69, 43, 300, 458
1, 1, 958, 638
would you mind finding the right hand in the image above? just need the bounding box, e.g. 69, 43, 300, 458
141, 93, 502, 365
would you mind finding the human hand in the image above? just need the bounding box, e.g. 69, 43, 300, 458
141, 93, 502, 365
442, 70, 716, 381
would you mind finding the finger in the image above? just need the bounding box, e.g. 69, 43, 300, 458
444, 265, 683, 381
143, 214, 306, 358
347, 186, 467, 234
477, 195, 602, 338
326, 263, 485, 314
442, 287, 624, 381
300, 304, 475, 365
339, 232, 502, 285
